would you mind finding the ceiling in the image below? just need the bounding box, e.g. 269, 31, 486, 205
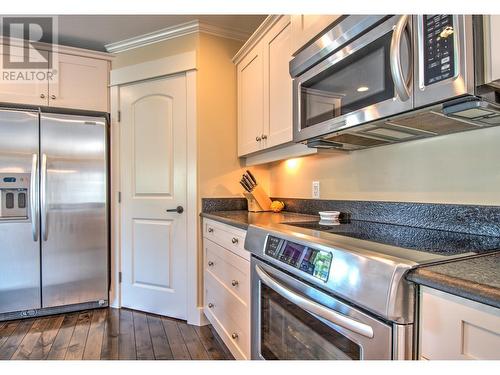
54, 15, 266, 52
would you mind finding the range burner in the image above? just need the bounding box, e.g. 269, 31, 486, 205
285, 220, 500, 256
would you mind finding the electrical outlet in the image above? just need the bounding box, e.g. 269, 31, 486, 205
312, 181, 320, 199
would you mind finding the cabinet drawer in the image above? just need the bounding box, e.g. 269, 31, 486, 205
205, 238, 250, 304
420, 287, 500, 360
203, 219, 248, 260
205, 272, 250, 359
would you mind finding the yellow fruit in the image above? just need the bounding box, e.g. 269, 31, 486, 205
270, 200, 285, 212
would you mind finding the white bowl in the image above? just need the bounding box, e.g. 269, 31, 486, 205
319, 219, 341, 226
319, 211, 340, 220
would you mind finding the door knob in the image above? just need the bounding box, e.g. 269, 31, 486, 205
208, 303, 214, 308
166, 206, 184, 214
231, 237, 239, 244
231, 280, 239, 287
50, 95, 56, 100
261, 134, 268, 140
208, 261, 214, 267
231, 332, 239, 339
40, 93, 46, 98
255, 136, 262, 142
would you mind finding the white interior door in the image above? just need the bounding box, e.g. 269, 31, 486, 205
120, 74, 187, 319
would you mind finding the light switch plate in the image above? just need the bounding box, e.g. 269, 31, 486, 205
312, 181, 320, 199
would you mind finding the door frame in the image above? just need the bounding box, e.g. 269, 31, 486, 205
109, 52, 203, 325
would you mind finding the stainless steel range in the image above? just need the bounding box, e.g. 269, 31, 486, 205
245, 219, 500, 360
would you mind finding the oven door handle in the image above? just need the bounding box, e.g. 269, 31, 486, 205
390, 15, 412, 102
255, 265, 374, 338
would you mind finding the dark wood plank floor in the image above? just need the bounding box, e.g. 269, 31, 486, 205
0, 308, 233, 360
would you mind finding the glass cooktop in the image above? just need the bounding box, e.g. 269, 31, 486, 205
284, 220, 500, 256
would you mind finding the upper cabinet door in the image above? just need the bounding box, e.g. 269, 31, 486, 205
263, 16, 293, 149
49, 53, 109, 112
291, 15, 341, 55
0, 46, 49, 106
237, 46, 264, 156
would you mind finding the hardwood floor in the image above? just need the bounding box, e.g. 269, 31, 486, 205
0, 308, 233, 360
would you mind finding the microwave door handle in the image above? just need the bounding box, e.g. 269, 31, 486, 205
30, 153, 38, 241
255, 265, 374, 338
390, 15, 411, 102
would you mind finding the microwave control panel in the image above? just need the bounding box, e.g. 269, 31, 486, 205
423, 15, 456, 85
264, 235, 332, 282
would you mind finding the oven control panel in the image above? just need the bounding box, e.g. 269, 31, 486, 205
423, 15, 456, 85
265, 235, 333, 282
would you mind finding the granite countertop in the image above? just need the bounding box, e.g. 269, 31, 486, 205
407, 253, 500, 309
200, 210, 318, 230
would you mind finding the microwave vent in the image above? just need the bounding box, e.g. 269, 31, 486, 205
361, 126, 417, 140
324, 133, 389, 147
384, 111, 479, 135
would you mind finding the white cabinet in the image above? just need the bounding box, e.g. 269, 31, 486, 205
202, 219, 250, 360
290, 15, 341, 55
263, 16, 293, 148
237, 48, 264, 155
0, 44, 110, 112
235, 16, 293, 157
419, 286, 500, 360
0, 47, 49, 106
49, 53, 109, 112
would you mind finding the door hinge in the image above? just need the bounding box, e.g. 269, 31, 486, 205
118, 191, 121, 203
117, 110, 121, 122
118, 272, 122, 283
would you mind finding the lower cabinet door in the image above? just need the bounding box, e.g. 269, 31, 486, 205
420, 287, 500, 360
204, 266, 250, 359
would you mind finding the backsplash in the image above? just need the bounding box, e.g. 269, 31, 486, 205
201, 197, 500, 237
276, 198, 500, 237
202, 197, 248, 212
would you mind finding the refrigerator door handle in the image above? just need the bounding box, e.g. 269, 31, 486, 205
41, 153, 48, 242
30, 153, 39, 241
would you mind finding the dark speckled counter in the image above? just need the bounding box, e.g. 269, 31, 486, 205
200, 210, 318, 230
407, 253, 500, 309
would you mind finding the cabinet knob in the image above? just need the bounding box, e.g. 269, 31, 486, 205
231, 237, 239, 244
261, 134, 268, 140
231, 280, 239, 287
255, 136, 262, 142
40, 94, 46, 98
208, 303, 214, 308
207, 227, 214, 233
208, 261, 214, 267
50, 95, 56, 100
231, 332, 239, 339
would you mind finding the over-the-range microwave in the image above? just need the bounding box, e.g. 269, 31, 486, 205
290, 15, 500, 150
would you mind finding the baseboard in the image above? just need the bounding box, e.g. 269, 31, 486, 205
187, 307, 210, 326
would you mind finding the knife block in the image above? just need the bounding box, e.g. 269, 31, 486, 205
243, 192, 271, 212
244, 185, 272, 212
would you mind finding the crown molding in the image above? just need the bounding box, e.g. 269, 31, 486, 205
105, 19, 251, 54
232, 15, 283, 64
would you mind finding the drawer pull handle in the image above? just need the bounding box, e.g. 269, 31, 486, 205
231, 332, 239, 339
208, 261, 214, 267
231, 237, 239, 244
208, 303, 214, 308
208, 227, 214, 233
231, 280, 239, 287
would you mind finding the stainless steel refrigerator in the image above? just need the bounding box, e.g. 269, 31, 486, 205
0, 108, 108, 319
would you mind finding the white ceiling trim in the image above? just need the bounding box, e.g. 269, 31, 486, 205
105, 19, 250, 53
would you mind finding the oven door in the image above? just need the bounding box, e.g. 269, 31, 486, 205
251, 257, 393, 360
293, 15, 414, 143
